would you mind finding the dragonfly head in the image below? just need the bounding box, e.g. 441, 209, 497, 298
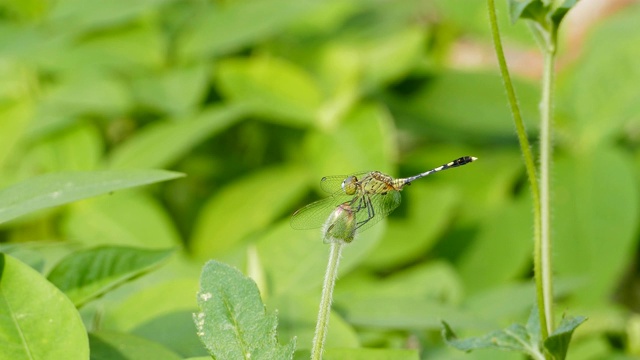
341, 176, 358, 195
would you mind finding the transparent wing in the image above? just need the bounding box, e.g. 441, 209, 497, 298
352, 191, 402, 233
290, 194, 352, 230
292, 172, 400, 233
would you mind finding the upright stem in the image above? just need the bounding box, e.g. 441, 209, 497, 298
539, 45, 556, 336
311, 242, 344, 360
486, 0, 550, 342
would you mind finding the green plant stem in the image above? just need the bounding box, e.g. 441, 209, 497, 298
311, 241, 344, 360
539, 44, 556, 337
485, 0, 549, 341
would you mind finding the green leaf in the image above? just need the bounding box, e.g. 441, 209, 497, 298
108, 105, 247, 169
554, 147, 638, 304
441, 319, 543, 358
304, 103, 397, 180
508, 0, 547, 25
130, 64, 209, 116
0, 253, 89, 360
457, 196, 533, 294
89, 330, 182, 360
387, 71, 539, 140
194, 260, 295, 360
323, 348, 419, 360
544, 315, 587, 360
339, 296, 485, 330
0, 244, 46, 272
63, 192, 181, 248
0, 100, 31, 172
130, 310, 206, 358
336, 261, 464, 309
332, 262, 477, 330
103, 278, 199, 332
358, 27, 425, 92
0, 0, 48, 21
464, 283, 536, 323
39, 73, 130, 115
508, 0, 577, 26
47, 246, 174, 307
550, 0, 578, 25
190, 165, 308, 259
19, 123, 102, 173
48, 0, 171, 34
216, 56, 322, 126
562, 8, 640, 147
269, 294, 359, 351
39, 23, 164, 75
178, 0, 320, 59
0, 169, 183, 224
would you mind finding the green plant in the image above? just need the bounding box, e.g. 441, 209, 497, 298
2, 0, 640, 359
441, 0, 604, 359
0, 171, 181, 359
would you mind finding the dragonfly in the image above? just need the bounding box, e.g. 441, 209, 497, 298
291, 156, 477, 236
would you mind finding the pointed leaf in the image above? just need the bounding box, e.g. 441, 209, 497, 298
0, 169, 184, 224
442, 320, 543, 358
544, 315, 587, 360
0, 254, 89, 360
508, 0, 577, 27
47, 246, 174, 307
550, 0, 579, 26
525, 305, 542, 346
190, 165, 308, 259
108, 105, 246, 169
194, 260, 295, 360
508, 0, 546, 25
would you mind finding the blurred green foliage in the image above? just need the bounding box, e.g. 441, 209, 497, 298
1, 0, 639, 359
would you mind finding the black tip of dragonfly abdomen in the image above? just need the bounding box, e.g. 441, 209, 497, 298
456, 156, 477, 166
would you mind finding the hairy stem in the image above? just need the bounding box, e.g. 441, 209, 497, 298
311, 242, 344, 360
539, 43, 556, 337
486, 0, 549, 341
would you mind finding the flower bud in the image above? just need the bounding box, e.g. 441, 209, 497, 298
322, 202, 356, 244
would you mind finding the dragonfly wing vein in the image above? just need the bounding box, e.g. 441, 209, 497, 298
290, 195, 352, 230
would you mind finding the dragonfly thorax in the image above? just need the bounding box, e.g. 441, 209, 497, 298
341, 176, 358, 195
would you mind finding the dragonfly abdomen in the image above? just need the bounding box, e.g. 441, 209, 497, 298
366, 171, 402, 194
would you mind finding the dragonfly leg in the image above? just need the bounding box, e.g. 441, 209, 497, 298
355, 195, 375, 230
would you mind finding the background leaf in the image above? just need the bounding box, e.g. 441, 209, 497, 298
554, 146, 638, 305
108, 105, 247, 169
62, 192, 182, 248
0, 170, 183, 224
47, 246, 174, 307
216, 56, 323, 126
190, 165, 308, 260
89, 330, 182, 360
0, 254, 89, 360
178, 0, 321, 59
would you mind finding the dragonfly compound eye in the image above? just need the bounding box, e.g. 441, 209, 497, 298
341, 176, 358, 195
